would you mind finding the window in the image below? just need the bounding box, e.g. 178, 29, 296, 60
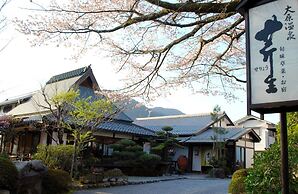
103, 144, 113, 156
236, 147, 245, 167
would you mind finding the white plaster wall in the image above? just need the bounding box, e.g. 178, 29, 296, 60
240, 120, 267, 128
246, 148, 254, 168
255, 129, 267, 151
40, 131, 47, 145
143, 142, 151, 154
63, 133, 67, 145
236, 140, 246, 147
52, 132, 59, 145
172, 146, 189, 161
239, 119, 276, 152
246, 141, 254, 149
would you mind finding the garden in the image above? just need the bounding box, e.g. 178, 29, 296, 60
228, 112, 298, 194
0, 135, 180, 194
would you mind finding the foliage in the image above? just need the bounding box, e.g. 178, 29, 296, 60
228, 169, 248, 194
245, 143, 298, 194
209, 156, 226, 169
208, 168, 225, 179
45, 89, 79, 145
0, 116, 20, 153
17, 0, 246, 99
79, 172, 103, 184
110, 139, 162, 176
104, 168, 126, 179
246, 112, 298, 194
33, 144, 75, 172
42, 169, 72, 194
210, 106, 228, 169
232, 168, 248, 179
151, 126, 180, 161
111, 139, 144, 167
277, 112, 298, 144
81, 155, 100, 170
0, 156, 18, 191
139, 153, 161, 168
42, 89, 115, 177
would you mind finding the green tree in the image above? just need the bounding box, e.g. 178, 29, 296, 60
210, 105, 227, 161
276, 112, 298, 144
41, 89, 115, 177
245, 112, 298, 194
151, 126, 181, 161
17, 0, 245, 99
110, 139, 161, 176
65, 95, 114, 177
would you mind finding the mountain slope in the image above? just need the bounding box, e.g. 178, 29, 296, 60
123, 99, 184, 120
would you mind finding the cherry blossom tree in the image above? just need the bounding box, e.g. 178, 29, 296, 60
17, 0, 246, 100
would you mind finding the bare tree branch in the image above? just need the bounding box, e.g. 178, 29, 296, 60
16, 0, 246, 100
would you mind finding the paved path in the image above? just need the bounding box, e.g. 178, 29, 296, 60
74, 178, 231, 194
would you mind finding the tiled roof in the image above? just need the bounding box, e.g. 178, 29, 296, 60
23, 114, 153, 136
113, 111, 133, 122
178, 127, 260, 143
0, 92, 35, 106
46, 66, 89, 84
134, 113, 224, 135
96, 120, 155, 136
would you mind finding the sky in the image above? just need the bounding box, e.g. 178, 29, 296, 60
0, 0, 279, 123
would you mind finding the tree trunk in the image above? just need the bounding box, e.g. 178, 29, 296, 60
70, 140, 77, 178
58, 129, 64, 145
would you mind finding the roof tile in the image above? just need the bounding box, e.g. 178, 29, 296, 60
46, 66, 88, 84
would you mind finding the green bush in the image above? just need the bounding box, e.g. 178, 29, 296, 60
42, 169, 72, 194
139, 153, 161, 167
111, 139, 144, 167
245, 143, 298, 194
228, 169, 248, 194
232, 169, 248, 179
33, 144, 75, 172
104, 168, 125, 179
0, 156, 18, 191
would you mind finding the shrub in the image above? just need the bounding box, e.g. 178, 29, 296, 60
245, 143, 298, 194
0, 156, 18, 191
139, 153, 161, 167
232, 168, 248, 179
228, 169, 249, 194
208, 168, 225, 178
42, 169, 72, 194
110, 139, 164, 176
104, 168, 126, 179
33, 144, 75, 172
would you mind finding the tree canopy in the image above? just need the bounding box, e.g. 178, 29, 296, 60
17, 0, 245, 99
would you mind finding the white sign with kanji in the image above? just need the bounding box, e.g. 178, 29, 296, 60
249, 0, 298, 105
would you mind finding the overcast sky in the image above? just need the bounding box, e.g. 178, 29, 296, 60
0, 0, 279, 123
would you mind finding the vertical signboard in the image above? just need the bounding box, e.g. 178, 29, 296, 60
237, 1, 295, 193
248, 0, 298, 113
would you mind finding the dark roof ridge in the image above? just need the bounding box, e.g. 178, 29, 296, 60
46, 66, 90, 84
